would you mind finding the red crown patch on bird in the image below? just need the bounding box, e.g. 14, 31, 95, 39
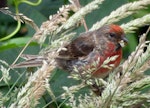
110, 24, 124, 34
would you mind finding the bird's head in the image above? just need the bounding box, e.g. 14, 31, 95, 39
108, 24, 128, 47
96, 24, 128, 50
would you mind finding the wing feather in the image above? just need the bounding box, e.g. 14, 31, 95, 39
58, 31, 95, 59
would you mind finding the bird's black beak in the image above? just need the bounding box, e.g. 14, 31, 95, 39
119, 36, 128, 47
122, 37, 128, 43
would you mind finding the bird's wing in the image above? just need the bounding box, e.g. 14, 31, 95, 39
57, 31, 95, 60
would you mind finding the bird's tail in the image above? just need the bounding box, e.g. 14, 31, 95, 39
11, 54, 48, 68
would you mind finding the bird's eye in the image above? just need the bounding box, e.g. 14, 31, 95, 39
109, 32, 116, 38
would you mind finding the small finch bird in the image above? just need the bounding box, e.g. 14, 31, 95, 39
55, 24, 127, 78
12, 24, 127, 78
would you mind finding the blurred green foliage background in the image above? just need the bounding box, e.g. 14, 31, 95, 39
0, 0, 150, 107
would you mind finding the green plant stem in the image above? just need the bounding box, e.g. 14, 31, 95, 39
20, 0, 42, 6
0, 21, 21, 41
